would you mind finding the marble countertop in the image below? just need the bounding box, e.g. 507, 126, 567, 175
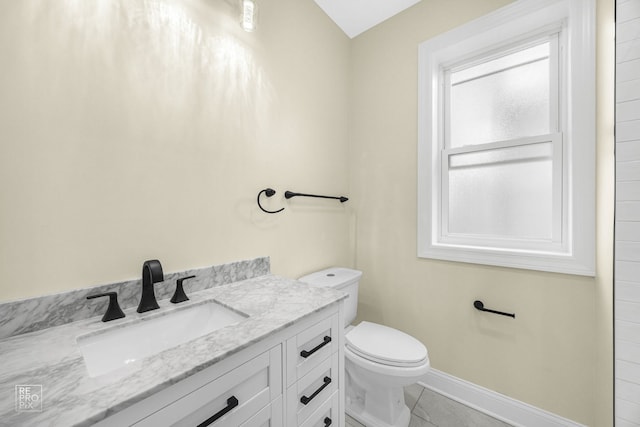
0, 274, 346, 427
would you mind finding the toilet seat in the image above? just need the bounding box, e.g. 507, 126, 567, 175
346, 321, 428, 368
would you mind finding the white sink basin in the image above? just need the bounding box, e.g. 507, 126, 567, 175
77, 301, 248, 377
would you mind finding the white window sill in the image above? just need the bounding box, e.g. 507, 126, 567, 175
418, 243, 595, 276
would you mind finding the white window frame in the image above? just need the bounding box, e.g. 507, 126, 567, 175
417, 0, 595, 276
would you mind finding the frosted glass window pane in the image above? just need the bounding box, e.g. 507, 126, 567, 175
451, 43, 549, 85
448, 145, 553, 239
449, 43, 551, 148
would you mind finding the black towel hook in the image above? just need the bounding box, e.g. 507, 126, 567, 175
257, 188, 284, 214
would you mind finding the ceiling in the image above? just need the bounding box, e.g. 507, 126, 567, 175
313, 0, 422, 38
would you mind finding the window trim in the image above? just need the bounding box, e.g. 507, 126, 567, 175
417, 0, 595, 276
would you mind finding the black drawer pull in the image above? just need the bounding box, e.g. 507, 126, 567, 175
300, 336, 332, 358
324, 416, 332, 426
300, 376, 331, 405
197, 396, 239, 427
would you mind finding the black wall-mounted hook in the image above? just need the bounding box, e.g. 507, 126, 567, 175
257, 188, 284, 214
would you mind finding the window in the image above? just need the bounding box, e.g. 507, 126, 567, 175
417, 0, 595, 275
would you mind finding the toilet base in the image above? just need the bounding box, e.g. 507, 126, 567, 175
345, 367, 411, 427
346, 396, 410, 427
342, 322, 430, 427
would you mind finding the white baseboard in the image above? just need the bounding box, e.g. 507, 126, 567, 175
418, 369, 586, 427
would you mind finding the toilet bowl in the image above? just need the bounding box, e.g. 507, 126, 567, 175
299, 268, 430, 427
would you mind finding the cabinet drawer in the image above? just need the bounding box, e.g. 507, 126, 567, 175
238, 396, 283, 427
286, 313, 340, 386
134, 345, 281, 427
286, 352, 340, 426
299, 390, 340, 427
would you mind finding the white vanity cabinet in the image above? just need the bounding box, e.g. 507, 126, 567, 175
285, 312, 342, 427
94, 302, 344, 427
133, 346, 282, 427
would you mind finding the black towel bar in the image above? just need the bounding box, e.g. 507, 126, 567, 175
284, 191, 348, 203
473, 300, 515, 318
257, 188, 349, 214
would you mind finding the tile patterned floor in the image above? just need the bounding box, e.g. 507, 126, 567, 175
345, 384, 514, 427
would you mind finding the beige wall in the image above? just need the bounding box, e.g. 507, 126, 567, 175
349, 0, 614, 425
0, 0, 352, 301
0, 0, 615, 424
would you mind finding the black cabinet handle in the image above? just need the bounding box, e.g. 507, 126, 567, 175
300, 376, 331, 405
324, 417, 332, 426
300, 336, 332, 358
197, 396, 238, 427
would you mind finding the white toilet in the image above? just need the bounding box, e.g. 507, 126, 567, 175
299, 268, 430, 427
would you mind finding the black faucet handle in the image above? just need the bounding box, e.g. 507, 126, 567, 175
170, 275, 196, 304
87, 292, 126, 322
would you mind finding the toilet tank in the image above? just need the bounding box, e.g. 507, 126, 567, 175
298, 267, 362, 327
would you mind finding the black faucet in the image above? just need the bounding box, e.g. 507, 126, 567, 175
137, 259, 164, 313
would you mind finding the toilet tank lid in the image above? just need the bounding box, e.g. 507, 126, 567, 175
298, 267, 362, 289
